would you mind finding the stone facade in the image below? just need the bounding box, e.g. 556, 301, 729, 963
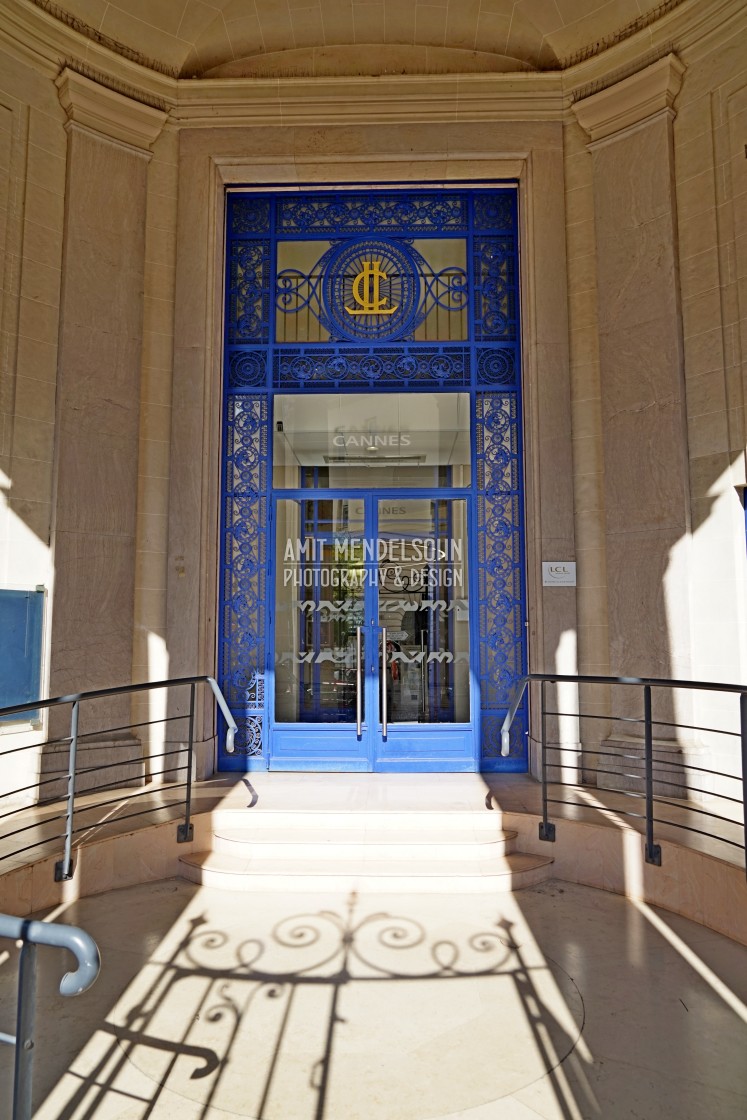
0, 0, 745, 791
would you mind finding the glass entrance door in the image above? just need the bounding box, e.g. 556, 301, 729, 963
271, 494, 474, 771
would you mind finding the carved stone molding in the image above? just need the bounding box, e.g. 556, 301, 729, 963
55, 67, 167, 154
571, 53, 685, 146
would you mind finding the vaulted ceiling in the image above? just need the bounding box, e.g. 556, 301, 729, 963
43, 0, 678, 78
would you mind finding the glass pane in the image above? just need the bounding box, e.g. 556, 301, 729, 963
273, 392, 471, 489
274, 500, 365, 723
378, 499, 470, 724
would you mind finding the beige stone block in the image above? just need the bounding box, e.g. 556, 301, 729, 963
178, 0, 223, 41
9, 454, 53, 503
21, 217, 63, 272
9, 415, 54, 461
140, 361, 174, 408
352, 1, 385, 43
222, 14, 264, 63
137, 511, 169, 553
140, 402, 172, 443
687, 407, 729, 459
141, 330, 174, 372
565, 216, 596, 260
573, 470, 604, 516
136, 549, 167, 592
18, 294, 59, 346
681, 286, 723, 341
319, 0, 355, 45
569, 357, 600, 401
564, 182, 594, 227
677, 167, 716, 222
574, 506, 607, 555
28, 106, 67, 159
138, 437, 171, 480
568, 324, 599, 366
136, 587, 168, 631
415, 4, 446, 47
684, 325, 724, 379
19, 256, 61, 310
142, 294, 175, 342
567, 288, 597, 329
138, 474, 170, 519
567, 249, 596, 294
688, 451, 731, 500
678, 210, 720, 264
675, 130, 712, 185
99, 7, 187, 71
684, 369, 727, 419
26, 142, 66, 196
571, 395, 602, 440
6, 497, 51, 543
289, 4, 324, 49
144, 224, 178, 267
145, 188, 178, 233
15, 334, 58, 384
24, 180, 65, 231
257, 4, 295, 53
672, 91, 712, 143
143, 261, 176, 302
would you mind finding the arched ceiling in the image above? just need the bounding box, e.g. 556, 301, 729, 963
40, 0, 678, 78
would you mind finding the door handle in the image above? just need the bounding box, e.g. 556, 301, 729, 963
381, 626, 387, 737
356, 626, 362, 737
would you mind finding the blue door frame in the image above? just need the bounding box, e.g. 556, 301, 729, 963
268, 491, 479, 772
217, 185, 528, 772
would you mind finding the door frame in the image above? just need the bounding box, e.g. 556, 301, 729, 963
268, 489, 480, 772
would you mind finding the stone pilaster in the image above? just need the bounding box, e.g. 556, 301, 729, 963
50, 70, 166, 725
573, 55, 693, 765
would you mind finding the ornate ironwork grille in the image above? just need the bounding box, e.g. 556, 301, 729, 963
220, 187, 526, 770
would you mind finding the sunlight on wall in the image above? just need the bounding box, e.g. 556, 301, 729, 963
146, 632, 170, 778
555, 629, 581, 782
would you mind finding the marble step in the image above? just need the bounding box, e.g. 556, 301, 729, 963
179, 849, 554, 894
212, 826, 517, 861
208, 808, 515, 836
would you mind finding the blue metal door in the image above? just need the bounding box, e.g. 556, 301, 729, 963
218, 186, 529, 772
269, 493, 476, 771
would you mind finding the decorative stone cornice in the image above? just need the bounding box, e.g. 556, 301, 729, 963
571, 53, 685, 144
55, 67, 167, 153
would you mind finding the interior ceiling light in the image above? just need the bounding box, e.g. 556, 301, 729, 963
323, 454, 425, 465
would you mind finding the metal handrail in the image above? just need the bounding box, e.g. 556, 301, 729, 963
0, 914, 100, 1120
0, 676, 238, 882
501, 673, 747, 879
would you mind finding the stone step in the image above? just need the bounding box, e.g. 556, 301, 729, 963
213, 826, 517, 861
179, 849, 554, 894
208, 808, 514, 835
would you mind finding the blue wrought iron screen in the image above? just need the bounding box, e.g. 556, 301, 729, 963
220, 187, 526, 770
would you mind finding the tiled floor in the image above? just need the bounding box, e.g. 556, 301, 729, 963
2, 876, 747, 1119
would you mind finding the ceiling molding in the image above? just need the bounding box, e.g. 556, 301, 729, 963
56, 66, 167, 151
571, 53, 685, 144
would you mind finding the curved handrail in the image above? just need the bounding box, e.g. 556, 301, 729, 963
206, 676, 238, 754
0, 915, 100, 996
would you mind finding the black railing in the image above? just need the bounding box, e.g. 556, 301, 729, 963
502, 673, 747, 879
0, 677, 237, 882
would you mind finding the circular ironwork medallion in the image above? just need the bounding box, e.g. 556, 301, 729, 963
322, 238, 421, 342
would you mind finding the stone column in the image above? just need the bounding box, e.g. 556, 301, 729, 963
573, 55, 694, 789
50, 70, 165, 738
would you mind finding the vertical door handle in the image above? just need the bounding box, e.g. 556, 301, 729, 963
356, 626, 362, 737
381, 626, 387, 737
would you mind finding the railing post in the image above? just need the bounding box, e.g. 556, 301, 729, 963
741, 692, 747, 884
538, 679, 555, 842
644, 685, 662, 866
55, 699, 79, 882
12, 936, 37, 1120
177, 682, 195, 843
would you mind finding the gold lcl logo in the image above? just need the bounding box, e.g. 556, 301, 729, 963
345, 259, 398, 317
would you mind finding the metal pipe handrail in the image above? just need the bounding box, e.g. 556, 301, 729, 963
0, 675, 238, 881
501, 672, 747, 881
0, 914, 100, 1120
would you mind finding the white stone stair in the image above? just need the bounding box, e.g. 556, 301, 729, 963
179, 809, 553, 894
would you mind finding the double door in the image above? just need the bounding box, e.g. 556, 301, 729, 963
271, 494, 474, 770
